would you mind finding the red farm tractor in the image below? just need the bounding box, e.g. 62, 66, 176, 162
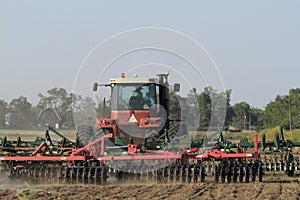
77, 73, 184, 151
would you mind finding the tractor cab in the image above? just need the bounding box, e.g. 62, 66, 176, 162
110, 78, 157, 111
93, 73, 180, 149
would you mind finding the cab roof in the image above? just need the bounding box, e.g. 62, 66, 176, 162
109, 77, 158, 84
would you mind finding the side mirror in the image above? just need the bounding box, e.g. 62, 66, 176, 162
93, 83, 98, 92
173, 83, 180, 92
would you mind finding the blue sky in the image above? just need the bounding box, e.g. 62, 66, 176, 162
0, 1, 299, 108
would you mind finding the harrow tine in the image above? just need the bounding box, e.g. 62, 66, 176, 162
172, 166, 177, 183
258, 163, 263, 182
33, 167, 38, 183
200, 165, 205, 183
179, 166, 183, 183
70, 167, 74, 184
185, 166, 189, 183
100, 166, 106, 185
251, 164, 256, 182
239, 164, 243, 183
220, 164, 226, 183
161, 167, 166, 183
245, 164, 250, 183
76, 166, 81, 184
94, 167, 98, 185
227, 164, 232, 183
81, 167, 86, 184
57, 167, 63, 184
38, 167, 43, 182
88, 167, 93, 184
214, 165, 219, 183
233, 164, 238, 183
167, 166, 172, 183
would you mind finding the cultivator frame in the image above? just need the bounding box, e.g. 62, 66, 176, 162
0, 126, 267, 184
1, 128, 299, 184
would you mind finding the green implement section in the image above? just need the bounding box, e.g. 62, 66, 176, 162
46, 126, 73, 144
0, 127, 76, 156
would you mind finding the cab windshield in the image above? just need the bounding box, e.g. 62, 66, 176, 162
111, 84, 157, 110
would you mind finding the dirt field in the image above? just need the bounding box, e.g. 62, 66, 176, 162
0, 173, 299, 200
0, 181, 299, 200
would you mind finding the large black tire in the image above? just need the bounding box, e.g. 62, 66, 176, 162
76, 124, 94, 145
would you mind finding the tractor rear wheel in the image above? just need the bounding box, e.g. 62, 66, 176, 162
76, 124, 94, 145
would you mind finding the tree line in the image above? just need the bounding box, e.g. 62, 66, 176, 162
0, 87, 300, 131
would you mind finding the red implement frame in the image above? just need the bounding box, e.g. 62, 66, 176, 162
1, 134, 259, 164
0, 133, 181, 163
196, 135, 260, 161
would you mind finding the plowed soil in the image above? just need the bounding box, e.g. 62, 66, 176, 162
1, 173, 299, 200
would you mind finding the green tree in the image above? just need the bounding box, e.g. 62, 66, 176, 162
0, 99, 8, 128
250, 107, 263, 130
232, 102, 251, 130
289, 88, 300, 129
8, 96, 34, 129
210, 88, 228, 130
72, 94, 97, 127
95, 97, 111, 118
224, 89, 234, 127
263, 94, 292, 129
37, 88, 73, 129
169, 91, 182, 120
185, 89, 199, 130
197, 87, 211, 131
